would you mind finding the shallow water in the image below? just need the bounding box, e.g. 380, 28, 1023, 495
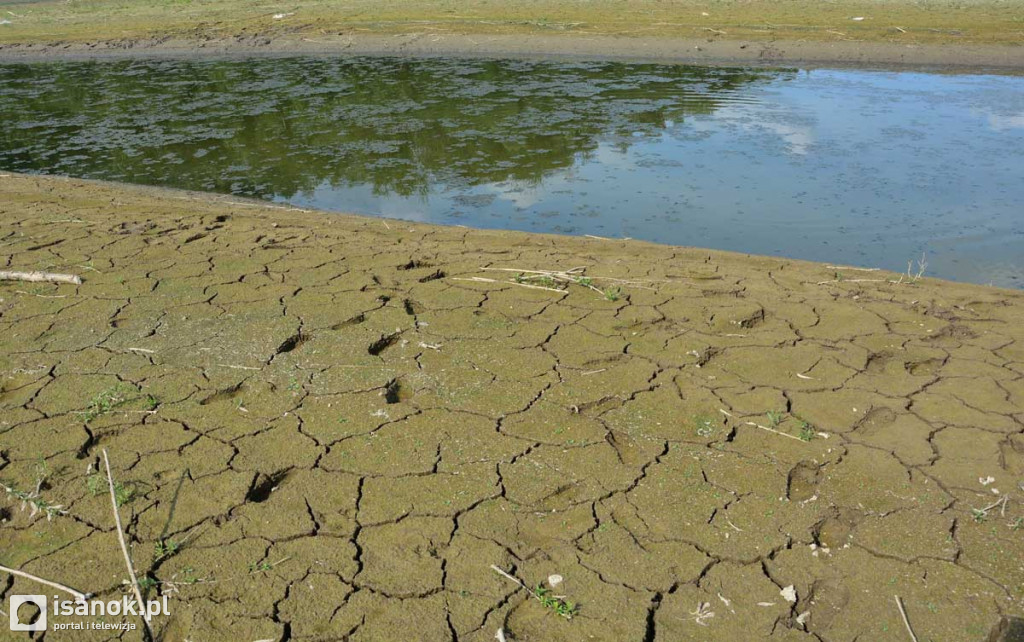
1, 57, 1022, 287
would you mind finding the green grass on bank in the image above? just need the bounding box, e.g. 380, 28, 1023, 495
0, 0, 1022, 48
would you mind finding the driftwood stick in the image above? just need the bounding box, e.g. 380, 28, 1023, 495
0, 270, 82, 285
102, 449, 153, 635
0, 563, 91, 603
894, 595, 919, 642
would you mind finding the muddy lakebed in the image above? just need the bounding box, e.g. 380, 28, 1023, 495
1, 56, 1023, 288
0, 56, 1024, 641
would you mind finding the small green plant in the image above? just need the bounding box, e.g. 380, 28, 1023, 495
86, 473, 104, 496
1011, 517, 1023, 531
144, 394, 159, 411
138, 576, 158, 591
533, 583, 578, 620
1, 481, 67, 521
574, 276, 594, 288
114, 482, 136, 506
603, 286, 621, 301
88, 474, 136, 506
798, 421, 815, 442
34, 457, 51, 482
288, 376, 302, 393
766, 410, 784, 427
694, 415, 715, 438
972, 509, 987, 523
80, 383, 138, 422
155, 539, 180, 559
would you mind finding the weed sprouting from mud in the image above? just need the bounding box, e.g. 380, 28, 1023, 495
249, 557, 290, 575
80, 383, 138, 422
490, 565, 580, 621
1, 458, 66, 521
533, 583, 579, 620
694, 415, 716, 438
766, 410, 784, 427
798, 421, 816, 442
1, 481, 66, 521
87, 474, 137, 506
155, 539, 180, 559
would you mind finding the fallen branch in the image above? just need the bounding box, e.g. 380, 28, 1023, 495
103, 449, 153, 636
0, 270, 82, 285
454, 276, 565, 294
719, 409, 806, 442
0, 564, 92, 603
491, 564, 527, 590
825, 265, 880, 272
972, 495, 1008, 520
14, 291, 68, 299
894, 595, 918, 642
817, 278, 887, 285
746, 421, 806, 442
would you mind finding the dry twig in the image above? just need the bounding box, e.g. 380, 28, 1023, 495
103, 449, 153, 636
0, 564, 91, 603
894, 595, 918, 642
0, 270, 82, 285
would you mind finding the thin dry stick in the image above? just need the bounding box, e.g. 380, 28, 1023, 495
973, 495, 1008, 518
817, 278, 887, 285
506, 281, 566, 294
14, 290, 67, 298
746, 421, 806, 442
894, 595, 918, 642
490, 564, 527, 590
454, 276, 565, 294
0, 270, 82, 285
102, 449, 153, 636
480, 266, 662, 287
718, 408, 805, 442
0, 563, 91, 603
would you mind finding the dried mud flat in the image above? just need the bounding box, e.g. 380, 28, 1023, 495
1, 173, 1023, 641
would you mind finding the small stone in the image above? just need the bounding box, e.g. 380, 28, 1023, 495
780, 585, 798, 603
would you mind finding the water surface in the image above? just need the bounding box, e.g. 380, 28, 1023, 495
1, 57, 1022, 287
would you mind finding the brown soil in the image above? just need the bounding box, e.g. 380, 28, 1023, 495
1, 173, 1023, 640
1, 33, 1023, 71
1, 0, 1024, 70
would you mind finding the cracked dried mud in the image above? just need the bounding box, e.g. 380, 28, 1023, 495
1, 173, 1023, 641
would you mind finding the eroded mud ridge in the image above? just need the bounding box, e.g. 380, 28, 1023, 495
1, 174, 1022, 641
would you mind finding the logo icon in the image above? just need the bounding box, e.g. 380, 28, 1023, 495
9, 595, 47, 631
